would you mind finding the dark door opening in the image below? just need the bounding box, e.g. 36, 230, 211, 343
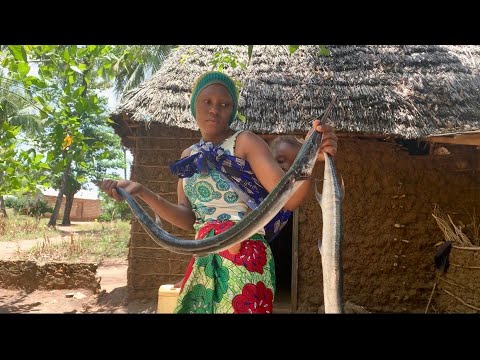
270, 211, 295, 312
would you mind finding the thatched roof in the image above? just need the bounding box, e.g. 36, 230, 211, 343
111, 45, 480, 146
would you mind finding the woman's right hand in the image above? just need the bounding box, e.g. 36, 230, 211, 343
97, 179, 144, 201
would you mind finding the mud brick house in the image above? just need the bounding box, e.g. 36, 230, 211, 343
42, 189, 101, 221
110, 45, 480, 313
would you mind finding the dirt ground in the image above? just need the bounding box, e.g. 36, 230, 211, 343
0, 258, 158, 314
0, 223, 157, 314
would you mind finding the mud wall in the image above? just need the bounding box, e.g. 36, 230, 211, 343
127, 124, 199, 300
0, 260, 100, 292
126, 123, 480, 310
297, 137, 480, 313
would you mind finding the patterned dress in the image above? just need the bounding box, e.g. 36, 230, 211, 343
173, 131, 276, 314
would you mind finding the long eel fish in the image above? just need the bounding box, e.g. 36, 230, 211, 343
115, 99, 337, 256
315, 151, 344, 313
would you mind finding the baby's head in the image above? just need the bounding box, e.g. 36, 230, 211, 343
270, 136, 303, 172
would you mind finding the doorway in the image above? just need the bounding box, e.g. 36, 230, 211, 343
271, 209, 298, 313
75, 202, 84, 219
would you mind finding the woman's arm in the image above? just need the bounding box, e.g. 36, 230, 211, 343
235, 120, 337, 211
97, 148, 196, 231
136, 180, 196, 231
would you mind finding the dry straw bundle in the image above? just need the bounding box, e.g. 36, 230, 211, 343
432, 204, 480, 247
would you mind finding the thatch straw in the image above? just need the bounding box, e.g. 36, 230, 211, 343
111, 45, 480, 149
432, 203, 479, 247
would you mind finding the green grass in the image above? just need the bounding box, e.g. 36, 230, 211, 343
0, 209, 60, 241
1, 209, 130, 263
15, 220, 130, 263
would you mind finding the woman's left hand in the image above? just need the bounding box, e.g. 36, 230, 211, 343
306, 119, 338, 162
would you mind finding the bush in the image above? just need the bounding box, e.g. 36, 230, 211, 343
8, 196, 53, 219
26, 199, 54, 219
3, 196, 17, 208
99, 194, 132, 222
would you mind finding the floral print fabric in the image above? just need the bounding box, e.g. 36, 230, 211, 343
173, 220, 275, 314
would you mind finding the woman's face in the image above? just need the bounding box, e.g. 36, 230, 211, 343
272, 142, 300, 172
195, 84, 233, 134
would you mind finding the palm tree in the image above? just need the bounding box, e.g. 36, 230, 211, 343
0, 75, 42, 132
0, 72, 44, 217
112, 45, 175, 97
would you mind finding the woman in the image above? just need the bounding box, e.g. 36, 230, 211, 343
98, 71, 338, 314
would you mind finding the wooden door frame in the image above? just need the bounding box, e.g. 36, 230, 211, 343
291, 208, 299, 312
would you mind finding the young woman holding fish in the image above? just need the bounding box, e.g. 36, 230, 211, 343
98, 71, 337, 313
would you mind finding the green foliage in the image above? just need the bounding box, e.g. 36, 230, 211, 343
3, 196, 17, 208
25, 199, 53, 219
289, 45, 300, 54
0, 70, 49, 195
110, 45, 174, 96
210, 48, 247, 72
8, 196, 53, 219
98, 191, 132, 221
237, 112, 246, 122
0, 121, 50, 195
318, 45, 331, 56
2, 45, 120, 166
288, 45, 330, 56
0, 46, 128, 216
179, 48, 194, 64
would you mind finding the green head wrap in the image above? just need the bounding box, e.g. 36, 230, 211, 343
190, 71, 238, 125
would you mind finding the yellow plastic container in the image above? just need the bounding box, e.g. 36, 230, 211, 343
157, 284, 181, 314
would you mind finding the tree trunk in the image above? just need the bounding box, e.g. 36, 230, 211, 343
0, 195, 7, 218
61, 193, 74, 226
48, 158, 71, 227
